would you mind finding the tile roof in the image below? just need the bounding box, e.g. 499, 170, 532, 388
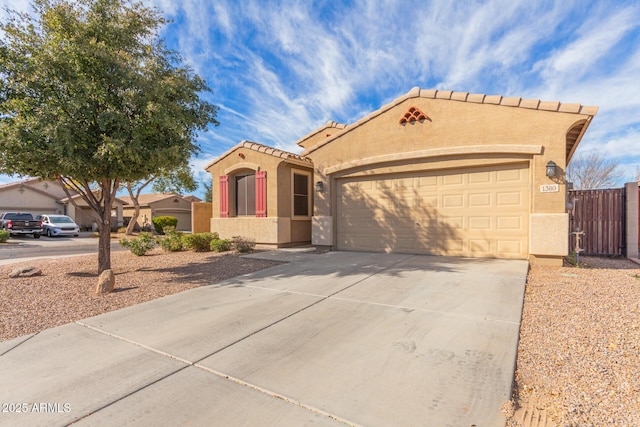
118, 192, 187, 206
295, 120, 348, 147
205, 140, 312, 170
302, 87, 599, 156
0, 177, 44, 190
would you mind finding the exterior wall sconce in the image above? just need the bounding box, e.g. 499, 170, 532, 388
238, 153, 245, 159
546, 160, 557, 177
315, 181, 324, 193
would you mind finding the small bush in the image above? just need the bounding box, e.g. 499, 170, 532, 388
117, 227, 127, 233
158, 226, 184, 252
182, 232, 219, 252
120, 232, 156, 256
210, 238, 232, 252
152, 216, 178, 235
232, 236, 255, 253
0, 229, 9, 243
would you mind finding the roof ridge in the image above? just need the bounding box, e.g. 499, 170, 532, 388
206, 140, 311, 170
295, 120, 348, 147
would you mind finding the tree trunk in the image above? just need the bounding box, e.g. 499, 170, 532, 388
125, 201, 141, 235
125, 180, 152, 235
97, 188, 114, 274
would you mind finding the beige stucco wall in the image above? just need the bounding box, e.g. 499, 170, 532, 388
0, 187, 62, 215
206, 146, 312, 245
307, 94, 594, 263
211, 217, 304, 246
27, 180, 71, 199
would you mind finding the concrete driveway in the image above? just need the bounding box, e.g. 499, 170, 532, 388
0, 251, 527, 427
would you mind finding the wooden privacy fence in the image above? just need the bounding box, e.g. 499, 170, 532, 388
568, 188, 625, 256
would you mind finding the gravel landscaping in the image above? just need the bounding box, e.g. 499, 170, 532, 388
0, 249, 282, 342
507, 256, 640, 427
2, 250, 639, 425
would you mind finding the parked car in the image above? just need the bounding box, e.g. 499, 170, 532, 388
36, 214, 80, 237
0, 212, 42, 238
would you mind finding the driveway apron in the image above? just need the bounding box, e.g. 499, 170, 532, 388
0, 251, 527, 427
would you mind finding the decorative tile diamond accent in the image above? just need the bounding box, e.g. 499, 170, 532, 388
399, 106, 428, 124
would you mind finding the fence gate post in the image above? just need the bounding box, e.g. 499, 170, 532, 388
625, 182, 639, 259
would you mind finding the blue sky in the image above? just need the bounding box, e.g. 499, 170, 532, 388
2, 0, 639, 197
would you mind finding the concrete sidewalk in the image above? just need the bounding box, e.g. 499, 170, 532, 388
0, 251, 528, 426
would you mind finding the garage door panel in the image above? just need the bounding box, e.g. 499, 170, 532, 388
469, 216, 491, 230
469, 239, 492, 253
443, 174, 464, 186
497, 168, 525, 182
468, 171, 491, 184
496, 192, 523, 206
497, 216, 523, 230
468, 193, 491, 207
497, 240, 523, 256
337, 164, 529, 259
442, 194, 464, 208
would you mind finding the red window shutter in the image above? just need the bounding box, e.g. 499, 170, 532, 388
219, 175, 229, 218
255, 171, 267, 217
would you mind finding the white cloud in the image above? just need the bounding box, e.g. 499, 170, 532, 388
534, 6, 639, 91
2, 0, 639, 182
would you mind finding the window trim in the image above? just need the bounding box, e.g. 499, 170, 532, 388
291, 169, 312, 220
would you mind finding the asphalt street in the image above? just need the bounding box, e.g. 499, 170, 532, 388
0, 233, 125, 264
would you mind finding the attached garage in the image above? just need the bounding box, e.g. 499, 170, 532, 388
303, 87, 598, 265
336, 164, 530, 258
155, 209, 192, 232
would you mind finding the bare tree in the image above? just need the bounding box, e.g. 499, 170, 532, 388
566, 151, 625, 190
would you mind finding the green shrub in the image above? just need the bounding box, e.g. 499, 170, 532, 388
117, 227, 127, 233
0, 229, 9, 243
182, 232, 219, 252
232, 236, 256, 253
152, 216, 178, 234
119, 232, 156, 256
210, 238, 232, 252
158, 226, 184, 252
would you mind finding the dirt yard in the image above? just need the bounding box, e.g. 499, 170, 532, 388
0, 249, 282, 342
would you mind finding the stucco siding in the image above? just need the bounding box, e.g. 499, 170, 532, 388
207, 145, 313, 245
0, 187, 62, 215
308, 93, 594, 263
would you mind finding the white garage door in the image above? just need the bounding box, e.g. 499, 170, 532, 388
336, 164, 530, 259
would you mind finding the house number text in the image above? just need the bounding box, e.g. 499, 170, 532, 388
540, 184, 559, 193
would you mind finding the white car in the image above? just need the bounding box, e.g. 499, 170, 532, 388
36, 214, 80, 237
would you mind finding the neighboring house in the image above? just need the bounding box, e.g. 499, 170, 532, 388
0, 178, 71, 215
207, 87, 598, 265
0, 178, 125, 229
60, 193, 126, 230
120, 193, 196, 232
